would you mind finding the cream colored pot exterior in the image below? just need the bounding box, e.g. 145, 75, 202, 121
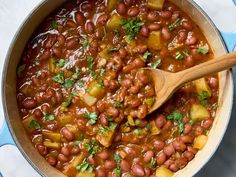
2, 0, 233, 177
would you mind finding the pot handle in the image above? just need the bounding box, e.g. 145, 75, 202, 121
0, 121, 15, 147
220, 31, 236, 52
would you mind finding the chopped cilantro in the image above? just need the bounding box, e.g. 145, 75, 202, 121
76, 158, 94, 172
72, 68, 82, 80
43, 112, 55, 121
121, 17, 144, 40
82, 35, 89, 49
143, 51, 152, 61
114, 101, 123, 109
98, 68, 106, 86
149, 157, 156, 168
64, 79, 74, 88
151, 58, 161, 69
85, 138, 99, 156
114, 167, 121, 177
51, 21, 58, 30
83, 112, 98, 125
175, 51, 184, 60
63, 94, 73, 107
74, 135, 85, 146
109, 47, 120, 52
28, 120, 40, 129
17, 64, 26, 77
169, 18, 181, 31
197, 47, 209, 54
197, 91, 210, 106
114, 154, 121, 177
114, 153, 121, 163
57, 59, 68, 68
167, 112, 184, 134
189, 119, 194, 126
134, 128, 142, 134
53, 73, 65, 84
87, 57, 96, 78
77, 80, 84, 88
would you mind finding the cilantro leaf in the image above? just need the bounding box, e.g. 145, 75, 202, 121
83, 112, 98, 125
85, 138, 99, 156
122, 17, 144, 40
76, 158, 94, 172
57, 59, 68, 68
168, 112, 184, 134
74, 135, 85, 146
175, 51, 184, 60
143, 51, 152, 61
77, 80, 84, 88
43, 112, 55, 121
64, 79, 74, 88
151, 58, 161, 69
53, 73, 65, 84
197, 91, 210, 106
169, 18, 181, 31
82, 35, 89, 49
114, 101, 123, 108
28, 120, 40, 129
197, 48, 209, 54
149, 157, 156, 168
51, 21, 59, 30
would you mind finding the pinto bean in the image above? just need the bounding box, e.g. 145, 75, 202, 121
194, 126, 203, 136
161, 27, 171, 40
71, 146, 80, 155
34, 109, 42, 118
185, 55, 194, 67
61, 127, 75, 141
182, 21, 193, 30
178, 30, 187, 42
209, 77, 218, 88
66, 38, 78, 49
75, 12, 85, 25
119, 48, 127, 59
86, 21, 95, 33
143, 151, 154, 163
40, 49, 51, 60
140, 26, 150, 37
155, 114, 166, 128
137, 104, 148, 119
156, 152, 167, 165
162, 120, 173, 130
97, 14, 109, 26
147, 11, 159, 21
122, 78, 133, 88
97, 150, 109, 160
133, 44, 148, 54
186, 35, 198, 45
61, 146, 70, 156
127, 6, 140, 17
36, 144, 47, 156
52, 47, 62, 58
154, 140, 165, 151
100, 113, 108, 126
120, 160, 131, 171
160, 10, 172, 19
169, 163, 178, 172
57, 34, 65, 46
181, 135, 194, 144
58, 153, 68, 162
96, 168, 106, 177
116, 2, 127, 15
104, 160, 117, 170
202, 118, 213, 129
148, 23, 161, 31
132, 58, 145, 68
132, 164, 145, 177
163, 144, 175, 156
22, 98, 37, 109
66, 20, 77, 28
175, 157, 188, 169
124, 0, 134, 6
183, 151, 194, 161
47, 156, 57, 166
172, 140, 187, 152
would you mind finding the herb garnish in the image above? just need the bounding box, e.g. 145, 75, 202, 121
122, 17, 144, 40
85, 138, 99, 156
57, 59, 68, 68
43, 112, 55, 121
169, 18, 181, 31
151, 58, 161, 69
197, 47, 209, 54
175, 51, 184, 60
114, 101, 123, 108
83, 112, 98, 125
64, 79, 74, 88
197, 91, 210, 106
114, 154, 122, 177
53, 73, 65, 84
76, 158, 94, 172
143, 51, 152, 61
82, 35, 89, 49
51, 21, 59, 30
28, 120, 40, 129
167, 112, 184, 134
74, 135, 85, 146
77, 80, 84, 88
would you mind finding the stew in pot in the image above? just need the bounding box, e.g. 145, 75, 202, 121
16, 0, 219, 176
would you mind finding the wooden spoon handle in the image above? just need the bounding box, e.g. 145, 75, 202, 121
177, 51, 236, 84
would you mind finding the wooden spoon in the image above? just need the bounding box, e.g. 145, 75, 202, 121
144, 51, 236, 113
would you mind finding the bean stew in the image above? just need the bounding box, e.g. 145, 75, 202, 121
16, 0, 219, 176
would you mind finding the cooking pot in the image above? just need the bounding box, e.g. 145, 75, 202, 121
1, 0, 236, 176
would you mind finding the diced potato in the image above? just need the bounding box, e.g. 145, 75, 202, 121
58, 114, 73, 126
96, 128, 116, 147
148, 31, 161, 50
80, 93, 98, 106
49, 58, 56, 73
148, 0, 165, 10
42, 131, 61, 142
66, 124, 78, 134
124, 36, 136, 54
64, 70, 74, 78
99, 47, 109, 60
150, 120, 161, 135
63, 154, 85, 177
155, 166, 173, 177
32, 134, 43, 144
193, 135, 208, 150
88, 81, 105, 98
128, 115, 135, 126
22, 115, 37, 133
195, 78, 212, 97
107, 0, 120, 11
107, 14, 122, 29
76, 172, 95, 177
43, 141, 61, 149
190, 104, 210, 122
145, 97, 155, 108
